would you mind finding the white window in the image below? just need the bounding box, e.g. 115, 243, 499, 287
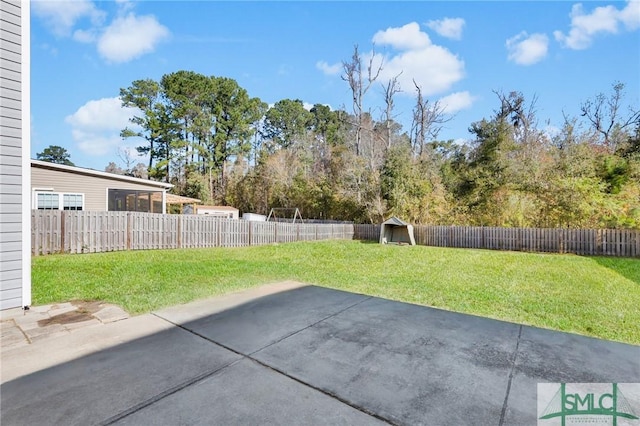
36, 192, 60, 210
62, 194, 83, 210
34, 191, 84, 211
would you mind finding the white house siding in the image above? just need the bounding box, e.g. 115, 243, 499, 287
0, 0, 30, 309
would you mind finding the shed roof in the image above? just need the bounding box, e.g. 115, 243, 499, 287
31, 159, 173, 189
381, 216, 410, 226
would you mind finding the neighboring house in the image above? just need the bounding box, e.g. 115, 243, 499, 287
31, 160, 173, 213
1, 0, 30, 310
195, 205, 239, 219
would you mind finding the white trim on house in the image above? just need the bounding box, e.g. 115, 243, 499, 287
21, 0, 32, 308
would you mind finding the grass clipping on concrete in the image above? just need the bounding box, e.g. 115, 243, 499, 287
32, 240, 640, 345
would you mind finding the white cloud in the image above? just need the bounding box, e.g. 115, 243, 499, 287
554, 1, 639, 49
70, 131, 126, 156
65, 97, 136, 130
65, 97, 141, 156
426, 17, 465, 40
97, 13, 169, 63
369, 23, 465, 97
506, 32, 549, 65
373, 22, 431, 50
114, 0, 135, 13
619, 0, 640, 30
377, 47, 464, 97
316, 60, 342, 75
32, 0, 105, 37
33, 1, 169, 63
72, 28, 98, 43
320, 22, 465, 102
544, 124, 561, 139
439, 91, 475, 114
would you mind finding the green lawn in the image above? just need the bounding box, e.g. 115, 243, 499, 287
32, 240, 640, 344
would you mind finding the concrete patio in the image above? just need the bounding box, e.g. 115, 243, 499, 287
1, 281, 638, 425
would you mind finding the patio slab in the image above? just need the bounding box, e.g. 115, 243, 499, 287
2, 283, 639, 425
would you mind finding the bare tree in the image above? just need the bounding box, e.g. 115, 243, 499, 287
494, 90, 539, 145
342, 44, 383, 156
382, 73, 402, 150
410, 80, 450, 157
117, 147, 137, 171
581, 82, 640, 150
105, 162, 125, 175
130, 163, 149, 179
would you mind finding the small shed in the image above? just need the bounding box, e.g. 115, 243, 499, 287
194, 205, 239, 219
379, 217, 416, 245
243, 213, 267, 222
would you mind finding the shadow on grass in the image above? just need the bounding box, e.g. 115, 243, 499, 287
591, 256, 640, 286
355, 239, 378, 245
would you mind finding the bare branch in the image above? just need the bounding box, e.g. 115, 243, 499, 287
580, 82, 639, 150
341, 44, 384, 157
382, 72, 402, 149
411, 79, 451, 157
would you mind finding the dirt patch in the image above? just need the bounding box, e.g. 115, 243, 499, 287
38, 301, 106, 326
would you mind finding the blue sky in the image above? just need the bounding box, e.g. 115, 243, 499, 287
31, 0, 640, 171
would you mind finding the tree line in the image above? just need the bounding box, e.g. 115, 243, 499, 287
110, 50, 639, 228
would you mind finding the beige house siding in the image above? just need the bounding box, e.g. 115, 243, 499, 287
0, 0, 30, 309
31, 162, 171, 212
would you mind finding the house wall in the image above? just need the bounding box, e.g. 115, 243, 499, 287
0, 0, 30, 309
32, 165, 168, 211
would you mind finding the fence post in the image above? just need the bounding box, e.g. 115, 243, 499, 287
248, 221, 252, 246
177, 215, 182, 249
126, 212, 132, 250
59, 210, 66, 254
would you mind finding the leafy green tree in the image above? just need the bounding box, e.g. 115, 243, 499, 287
36, 145, 74, 166
207, 76, 266, 202
381, 143, 449, 224
160, 70, 212, 173
120, 79, 175, 178
262, 99, 312, 150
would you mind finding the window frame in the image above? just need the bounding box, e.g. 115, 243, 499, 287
33, 190, 85, 211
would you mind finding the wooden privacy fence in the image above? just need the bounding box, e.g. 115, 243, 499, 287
31, 212, 640, 257
354, 224, 640, 257
32, 211, 354, 255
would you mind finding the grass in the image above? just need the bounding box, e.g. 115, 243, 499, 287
32, 240, 640, 345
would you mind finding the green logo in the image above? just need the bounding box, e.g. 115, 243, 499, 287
539, 383, 639, 426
